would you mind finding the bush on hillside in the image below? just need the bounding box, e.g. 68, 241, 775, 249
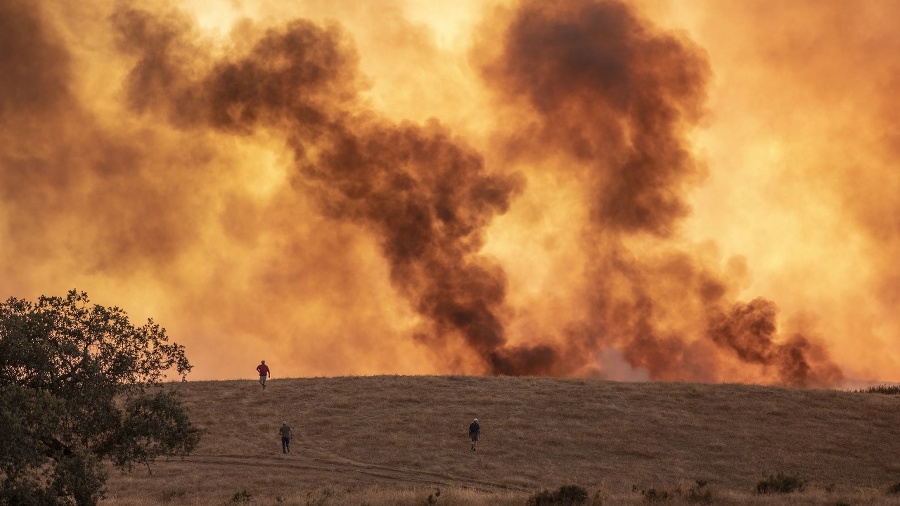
684, 480, 713, 504
861, 384, 900, 395
641, 488, 671, 502
527, 484, 589, 505
632, 481, 712, 504
231, 489, 252, 502
756, 472, 805, 494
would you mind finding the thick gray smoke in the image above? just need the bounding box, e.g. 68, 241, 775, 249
111, 4, 565, 375
476, 0, 842, 386
0, 0, 847, 385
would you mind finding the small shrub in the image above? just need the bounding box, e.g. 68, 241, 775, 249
685, 480, 712, 504
161, 487, 188, 502
527, 484, 589, 505
756, 472, 805, 494
528, 490, 555, 506
642, 488, 671, 503
888, 482, 900, 494
860, 384, 900, 395
426, 487, 441, 505
231, 489, 253, 503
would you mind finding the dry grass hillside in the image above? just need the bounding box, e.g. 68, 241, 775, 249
103, 376, 900, 505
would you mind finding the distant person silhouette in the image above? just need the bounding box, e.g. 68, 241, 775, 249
469, 418, 480, 451
280, 421, 293, 453
256, 360, 270, 389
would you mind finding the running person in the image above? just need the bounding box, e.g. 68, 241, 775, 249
256, 360, 270, 389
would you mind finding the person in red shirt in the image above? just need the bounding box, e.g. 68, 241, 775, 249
256, 360, 270, 389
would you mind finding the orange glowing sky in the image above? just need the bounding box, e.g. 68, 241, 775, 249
2, 0, 898, 384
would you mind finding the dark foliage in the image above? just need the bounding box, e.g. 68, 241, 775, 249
685, 480, 713, 504
860, 384, 900, 395
231, 489, 253, 503
527, 484, 589, 506
641, 488, 671, 502
756, 472, 805, 494
0, 290, 200, 505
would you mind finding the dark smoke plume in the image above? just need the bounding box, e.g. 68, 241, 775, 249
303, 122, 528, 374
708, 298, 843, 387
0, 0, 852, 384
481, 0, 708, 236
112, 5, 545, 374
477, 0, 842, 384
0, 0, 71, 120
0, 0, 76, 225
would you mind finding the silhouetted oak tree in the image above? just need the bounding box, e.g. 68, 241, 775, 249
0, 290, 200, 505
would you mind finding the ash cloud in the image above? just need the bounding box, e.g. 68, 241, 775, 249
476, 0, 843, 385
0, 0, 71, 120
110, 4, 540, 374
1, 0, 867, 385
1, 0, 215, 278
707, 298, 842, 387
481, 0, 708, 236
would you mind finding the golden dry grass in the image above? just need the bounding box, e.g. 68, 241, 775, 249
102, 376, 900, 505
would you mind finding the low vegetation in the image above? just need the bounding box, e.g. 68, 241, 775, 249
527, 484, 589, 505
756, 472, 805, 494
860, 384, 900, 395
684, 480, 713, 504
101, 376, 900, 505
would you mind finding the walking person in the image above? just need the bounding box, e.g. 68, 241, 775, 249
280, 421, 293, 453
256, 360, 270, 389
469, 418, 480, 451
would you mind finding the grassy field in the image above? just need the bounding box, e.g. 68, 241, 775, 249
102, 376, 900, 505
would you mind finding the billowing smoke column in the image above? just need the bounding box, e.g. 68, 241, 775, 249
111, 4, 565, 375
477, 0, 842, 386
0, 0, 854, 385
483, 0, 706, 236
707, 298, 842, 387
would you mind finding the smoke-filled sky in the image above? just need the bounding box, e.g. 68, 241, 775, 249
2, 0, 898, 385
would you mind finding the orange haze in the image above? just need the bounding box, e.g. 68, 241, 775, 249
1, 0, 897, 385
